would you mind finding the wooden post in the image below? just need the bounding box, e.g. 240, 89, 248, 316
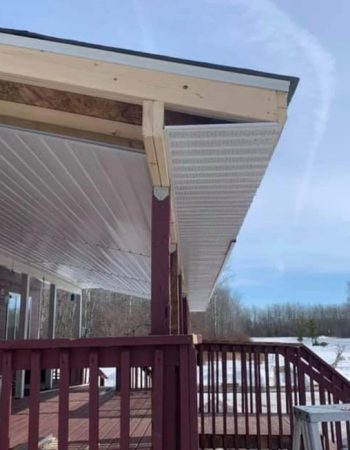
178, 276, 183, 334
183, 296, 189, 335
44, 283, 57, 389
151, 186, 171, 335
170, 247, 179, 335
15, 273, 30, 398
71, 293, 84, 385
48, 284, 57, 339
74, 294, 82, 338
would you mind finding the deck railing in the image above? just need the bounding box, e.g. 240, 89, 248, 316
197, 341, 350, 450
0, 335, 198, 450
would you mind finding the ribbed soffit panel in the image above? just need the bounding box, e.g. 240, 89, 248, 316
0, 126, 152, 297
165, 123, 282, 311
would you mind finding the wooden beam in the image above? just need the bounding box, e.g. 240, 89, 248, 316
45, 283, 57, 389
0, 79, 228, 126
48, 283, 57, 340
142, 101, 169, 186
0, 113, 144, 149
151, 187, 171, 335
15, 273, 30, 398
170, 247, 179, 335
143, 101, 178, 245
0, 43, 285, 122
276, 90, 288, 124
0, 99, 142, 142
74, 294, 83, 338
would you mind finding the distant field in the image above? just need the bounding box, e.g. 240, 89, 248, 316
253, 336, 350, 380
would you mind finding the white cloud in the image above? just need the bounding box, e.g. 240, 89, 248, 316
230, 0, 336, 222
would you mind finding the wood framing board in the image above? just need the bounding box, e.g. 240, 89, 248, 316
0, 79, 228, 126
142, 101, 178, 245
0, 43, 288, 122
0, 99, 143, 141
0, 113, 144, 149
142, 101, 169, 186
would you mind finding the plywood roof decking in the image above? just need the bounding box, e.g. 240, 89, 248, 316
166, 123, 282, 310
0, 125, 152, 297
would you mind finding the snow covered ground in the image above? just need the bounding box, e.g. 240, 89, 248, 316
253, 336, 350, 381
101, 337, 350, 387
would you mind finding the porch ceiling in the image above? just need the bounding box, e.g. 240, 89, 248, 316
0, 125, 152, 297
166, 123, 282, 311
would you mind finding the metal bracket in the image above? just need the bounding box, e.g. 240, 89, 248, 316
153, 186, 170, 201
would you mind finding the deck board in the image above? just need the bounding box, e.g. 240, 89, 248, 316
10, 387, 152, 450
10, 387, 294, 449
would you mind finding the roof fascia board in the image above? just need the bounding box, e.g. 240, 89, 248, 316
0, 32, 290, 94
0, 42, 287, 122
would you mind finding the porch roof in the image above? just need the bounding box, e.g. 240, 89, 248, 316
0, 29, 298, 310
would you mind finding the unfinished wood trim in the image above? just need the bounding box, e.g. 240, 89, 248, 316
0, 100, 143, 141
142, 101, 169, 186
143, 101, 178, 245
0, 79, 225, 127
0, 113, 144, 149
0, 43, 284, 122
276, 91, 288, 124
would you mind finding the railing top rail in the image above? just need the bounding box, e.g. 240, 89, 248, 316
0, 335, 195, 350
300, 344, 350, 391
200, 339, 303, 348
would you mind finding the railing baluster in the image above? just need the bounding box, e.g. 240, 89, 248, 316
199, 345, 205, 445
264, 348, 272, 450
179, 344, 191, 450
254, 348, 261, 450
241, 347, 249, 448
232, 349, 238, 450
188, 344, 200, 450
249, 348, 253, 414
297, 347, 306, 405
120, 350, 130, 450
293, 362, 298, 405
216, 349, 219, 414
58, 350, 70, 450
89, 350, 99, 450
284, 348, 294, 439
210, 345, 216, 441
319, 381, 330, 450
275, 349, 283, 449
152, 349, 164, 450
28, 351, 41, 450
0, 351, 12, 450
222, 348, 227, 450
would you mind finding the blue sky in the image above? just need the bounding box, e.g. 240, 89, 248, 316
1, 0, 349, 307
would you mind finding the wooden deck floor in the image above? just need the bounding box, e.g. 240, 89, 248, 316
10, 387, 293, 449
10, 386, 152, 449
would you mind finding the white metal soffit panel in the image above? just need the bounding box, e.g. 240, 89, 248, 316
165, 123, 282, 311
0, 126, 152, 297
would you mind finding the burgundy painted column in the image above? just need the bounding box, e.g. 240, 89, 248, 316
182, 296, 189, 335
44, 283, 57, 389
170, 246, 179, 335
178, 275, 183, 334
151, 186, 171, 335
15, 273, 30, 398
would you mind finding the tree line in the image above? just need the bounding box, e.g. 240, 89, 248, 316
40, 283, 350, 340
191, 284, 350, 339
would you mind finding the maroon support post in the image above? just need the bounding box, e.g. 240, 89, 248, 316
151, 186, 171, 335
182, 296, 189, 335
